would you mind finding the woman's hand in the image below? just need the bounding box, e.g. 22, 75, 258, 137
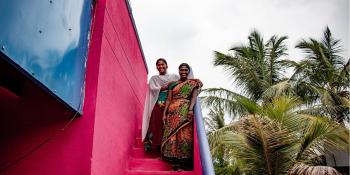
187, 110, 194, 122
160, 84, 168, 91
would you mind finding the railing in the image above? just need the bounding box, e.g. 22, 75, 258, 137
194, 98, 215, 175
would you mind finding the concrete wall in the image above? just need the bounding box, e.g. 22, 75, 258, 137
326, 150, 350, 167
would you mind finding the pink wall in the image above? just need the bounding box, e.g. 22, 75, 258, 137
0, 0, 148, 174
90, 0, 147, 174
0, 76, 94, 175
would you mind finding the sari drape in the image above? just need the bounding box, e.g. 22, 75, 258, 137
141, 74, 178, 141
161, 79, 202, 161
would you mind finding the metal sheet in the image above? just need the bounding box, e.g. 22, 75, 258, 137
0, 0, 92, 113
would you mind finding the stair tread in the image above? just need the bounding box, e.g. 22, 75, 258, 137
132, 147, 160, 158
129, 158, 171, 164
130, 158, 168, 161
128, 158, 172, 171
129, 132, 191, 174
127, 170, 193, 175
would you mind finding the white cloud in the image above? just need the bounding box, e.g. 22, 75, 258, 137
130, 0, 349, 92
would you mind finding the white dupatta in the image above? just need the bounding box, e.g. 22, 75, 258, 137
141, 73, 179, 140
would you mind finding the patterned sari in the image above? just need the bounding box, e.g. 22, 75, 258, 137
161, 79, 202, 163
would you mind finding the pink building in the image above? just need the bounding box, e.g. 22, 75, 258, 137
0, 0, 212, 174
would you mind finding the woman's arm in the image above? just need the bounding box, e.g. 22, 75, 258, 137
189, 88, 199, 111
187, 88, 199, 121
160, 80, 177, 91
163, 90, 172, 123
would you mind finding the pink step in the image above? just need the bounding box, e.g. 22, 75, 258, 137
132, 148, 160, 159
128, 158, 172, 171
127, 170, 193, 175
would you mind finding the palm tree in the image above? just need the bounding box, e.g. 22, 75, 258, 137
264, 27, 349, 123
202, 30, 290, 174
211, 30, 288, 100
294, 27, 349, 122
210, 96, 349, 175
202, 30, 290, 120
205, 107, 240, 175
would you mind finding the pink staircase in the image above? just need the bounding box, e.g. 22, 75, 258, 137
126, 130, 194, 175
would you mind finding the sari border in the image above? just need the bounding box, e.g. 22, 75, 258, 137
161, 120, 192, 152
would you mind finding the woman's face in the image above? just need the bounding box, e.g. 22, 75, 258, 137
179, 65, 189, 80
156, 60, 167, 75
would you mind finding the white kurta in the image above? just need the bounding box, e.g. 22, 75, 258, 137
141, 73, 179, 141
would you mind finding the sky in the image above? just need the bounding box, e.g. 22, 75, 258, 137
130, 0, 349, 92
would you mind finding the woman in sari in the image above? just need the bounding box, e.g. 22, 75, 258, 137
142, 58, 179, 152
161, 63, 202, 170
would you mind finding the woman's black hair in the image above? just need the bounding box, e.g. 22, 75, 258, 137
178, 63, 190, 72
156, 58, 167, 66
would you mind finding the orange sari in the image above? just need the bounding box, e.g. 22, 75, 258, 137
161, 79, 202, 162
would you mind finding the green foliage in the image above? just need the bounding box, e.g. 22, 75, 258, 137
264, 27, 350, 122
212, 30, 289, 102
207, 96, 349, 175
205, 106, 240, 174
203, 27, 350, 175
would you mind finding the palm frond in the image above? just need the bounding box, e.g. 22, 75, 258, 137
266, 35, 289, 84
288, 163, 341, 175
337, 58, 350, 88
235, 96, 262, 115
296, 116, 349, 162
204, 106, 226, 132
262, 80, 294, 99
223, 115, 296, 175
213, 51, 269, 100
207, 123, 237, 155
298, 104, 348, 118
263, 96, 304, 131
201, 88, 247, 117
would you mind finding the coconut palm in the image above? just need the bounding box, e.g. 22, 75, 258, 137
201, 30, 290, 120
202, 30, 290, 174
204, 106, 240, 175
203, 28, 349, 175
293, 27, 349, 122
211, 96, 349, 175
264, 27, 350, 122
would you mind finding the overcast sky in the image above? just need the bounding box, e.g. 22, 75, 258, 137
130, 0, 349, 92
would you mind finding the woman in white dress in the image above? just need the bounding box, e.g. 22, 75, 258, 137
142, 58, 179, 152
